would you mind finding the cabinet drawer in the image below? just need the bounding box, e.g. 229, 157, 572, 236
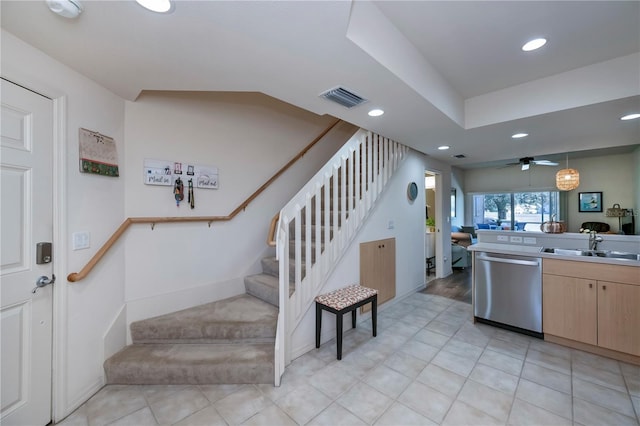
543, 259, 640, 285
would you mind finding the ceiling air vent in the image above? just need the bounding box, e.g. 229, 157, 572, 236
453, 154, 467, 159
320, 87, 367, 109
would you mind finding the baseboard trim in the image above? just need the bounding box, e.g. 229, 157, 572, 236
545, 334, 640, 366
63, 378, 103, 422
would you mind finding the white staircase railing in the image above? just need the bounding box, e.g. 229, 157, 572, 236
274, 129, 408, 385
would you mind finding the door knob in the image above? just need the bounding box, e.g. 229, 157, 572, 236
32, 274, 56, 294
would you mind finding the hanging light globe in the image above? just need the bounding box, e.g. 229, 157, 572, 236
556, 154, 579, 191
556, 168, 579, 191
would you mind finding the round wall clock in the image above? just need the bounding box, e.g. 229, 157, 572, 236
407, 182, 418, 201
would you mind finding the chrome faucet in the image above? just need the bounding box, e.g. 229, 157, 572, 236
589, 230, 603, 251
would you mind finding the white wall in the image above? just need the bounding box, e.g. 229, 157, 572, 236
2, 31, 126, 419
463, 151, 638, 233
123, 92, 357, 328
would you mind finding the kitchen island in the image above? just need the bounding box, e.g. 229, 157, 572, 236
468, 230, 640, 365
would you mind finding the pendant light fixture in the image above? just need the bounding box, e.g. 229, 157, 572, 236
556, 154, 579, 191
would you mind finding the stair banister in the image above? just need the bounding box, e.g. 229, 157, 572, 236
67, 119, 342, 283
274, 129, 407, 382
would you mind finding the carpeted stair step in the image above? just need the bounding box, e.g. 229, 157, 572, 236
130, 294, 277, 344
261, 256, 305, 282
104, 342, 274, 385
244, 272, 295, 307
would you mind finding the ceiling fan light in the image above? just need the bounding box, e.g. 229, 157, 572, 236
556, 168, 579, 191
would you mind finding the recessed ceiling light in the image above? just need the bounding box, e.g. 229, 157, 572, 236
437, 145, 450, 151
512, 133, 528, 139
522, 38, 547, 52
620, 113, 640, 121
368, 109, 384, 117
136, 0, 171, 13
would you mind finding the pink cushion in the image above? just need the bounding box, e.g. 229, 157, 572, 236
315, 285, 378, 310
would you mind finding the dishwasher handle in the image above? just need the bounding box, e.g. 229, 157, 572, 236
476, 254, 540, 267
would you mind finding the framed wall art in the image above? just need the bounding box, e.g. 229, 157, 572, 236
578, 192, 603, 212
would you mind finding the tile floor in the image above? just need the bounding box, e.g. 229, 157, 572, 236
59, 291, 640, 426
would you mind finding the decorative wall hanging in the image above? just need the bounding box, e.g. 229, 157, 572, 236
143, 158, 218, 189
578, 192, 603, 212
79, 128, 119, 177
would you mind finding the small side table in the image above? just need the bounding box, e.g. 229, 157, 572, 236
426, 256, 436, 275
315, 285, 378, 360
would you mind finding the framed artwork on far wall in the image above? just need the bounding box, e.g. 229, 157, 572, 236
579, 192, 603, 212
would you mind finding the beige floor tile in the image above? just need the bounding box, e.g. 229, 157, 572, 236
148, 386, 211, 425
424, 320, 461, 337
478, 349, 524, 376
214, 385, 272, 425
572, 350, 621, 375
400, 339, 440, 363
398, 381, 454, 424
631, 396, 639, 419
375, 402, 438, 426
242, 404, 298, 426
350, 339, 395, 363
572, 397, 639, 426
521, 361, 571, 394
384, 351, 428, 379
336, 382, 392, 424
256, 374, 306, 402
56, 405, 88, 426
140, 385, 190, 405
413, 329, 451, 348
442, 338, 484, 361
527, 339, 571, 360
620, 363, 640, 398
307, 403, 368, 426
431, 348, 478, 378
363, 364, 412, 398
515, 379, 572, 420
442, 400, 503, 426
286, 352, 328, 377
108, 407, 158, 426
85, 385, 148, 426
174, 405, 228, 426
275, 383, 332, 425
573, 360, 627, 393
524, 349, 570, 375
486, 337, 529, 360
416, 364, 466, 397
334, 351, 379, 379
452, 326, 492, 348
457, 379, 514, 422
573, 377, 636, 418
309, 362, 357, 399
507, 399, 572, 426
393, 320, 422, 337
469, 363, 519, 395
197, 384, 247, 404
493, 328, 534, 347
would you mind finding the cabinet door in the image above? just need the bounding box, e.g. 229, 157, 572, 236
598, 281, 640, 356
360, 238, 396, 312
543, 274, 597, 345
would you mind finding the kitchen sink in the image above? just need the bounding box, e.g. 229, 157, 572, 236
542, 248, 640, 261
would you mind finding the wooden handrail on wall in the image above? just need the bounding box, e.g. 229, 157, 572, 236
67, 119, 342, 283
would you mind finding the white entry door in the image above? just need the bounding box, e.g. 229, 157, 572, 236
1, 79, 54, 425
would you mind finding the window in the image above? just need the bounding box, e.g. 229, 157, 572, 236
473, 191, 560, 231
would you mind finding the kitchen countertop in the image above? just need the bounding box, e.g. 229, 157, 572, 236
468, 242, 640, 267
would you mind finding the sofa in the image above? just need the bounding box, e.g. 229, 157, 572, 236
451, 232, 473, 268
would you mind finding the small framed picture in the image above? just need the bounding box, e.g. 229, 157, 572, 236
579, 192, 603, 212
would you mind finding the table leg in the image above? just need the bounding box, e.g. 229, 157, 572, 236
352, 308, 357, 329
315, 303, 321, 348
336, 312, 343, 360
372, 296, 377, 337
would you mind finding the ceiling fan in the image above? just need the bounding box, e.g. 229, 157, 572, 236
505, 157, 559, 171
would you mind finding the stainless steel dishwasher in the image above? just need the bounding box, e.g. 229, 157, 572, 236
474, 251, 543, 337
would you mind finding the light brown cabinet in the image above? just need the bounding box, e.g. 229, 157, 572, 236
360, 238, 395, 312
543, 258, 640, 357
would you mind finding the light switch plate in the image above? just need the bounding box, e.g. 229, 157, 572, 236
510, 236, 523, 243
72, 232, 90, 250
